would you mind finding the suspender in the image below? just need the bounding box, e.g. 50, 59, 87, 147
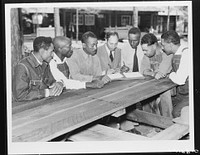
18, 63, 30, 77
182, 47, 188, 53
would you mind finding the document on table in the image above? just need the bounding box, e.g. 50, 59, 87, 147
107, 72, 144, 81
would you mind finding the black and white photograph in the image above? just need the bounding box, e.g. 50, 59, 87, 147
5, 1, 195, 154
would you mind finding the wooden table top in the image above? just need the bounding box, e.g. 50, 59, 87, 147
12, 78, 176, 142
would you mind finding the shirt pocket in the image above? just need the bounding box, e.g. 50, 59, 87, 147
29, 79, 43, 89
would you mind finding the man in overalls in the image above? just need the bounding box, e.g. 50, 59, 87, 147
161, 30, 190, 118
13, 36, 64, 101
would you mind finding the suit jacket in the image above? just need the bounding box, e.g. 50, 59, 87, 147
97, 44, 121, 72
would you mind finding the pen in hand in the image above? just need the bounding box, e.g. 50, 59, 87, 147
108, 63, 112, 69
123, 61, 125, 66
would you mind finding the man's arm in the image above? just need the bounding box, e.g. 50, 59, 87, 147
116, 49, 122, 69
49, 59, 85, 89
49, 59, 67, 83
140, 55, 154, 76
169, 49, 189, 85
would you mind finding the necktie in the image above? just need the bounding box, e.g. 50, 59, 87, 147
109, 51, 114, 62
132, 47, 139, 72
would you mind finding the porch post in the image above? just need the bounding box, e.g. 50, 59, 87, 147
132, 7, 138, 27
76, 8, 79, 42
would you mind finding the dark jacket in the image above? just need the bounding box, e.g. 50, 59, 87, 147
13, 53, 55, 101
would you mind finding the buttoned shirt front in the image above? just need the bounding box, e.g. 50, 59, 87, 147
49, 52, 86, 89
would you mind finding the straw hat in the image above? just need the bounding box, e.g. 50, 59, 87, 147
172, 106, 189, 125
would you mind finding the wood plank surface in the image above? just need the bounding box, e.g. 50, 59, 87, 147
126, 109, 174, 129
151, 123, 189, 140
68, 124, 150, 141
12, 79, 140, 114
12, 78, 176, 142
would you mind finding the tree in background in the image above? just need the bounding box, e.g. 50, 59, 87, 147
11, 8, 23, 92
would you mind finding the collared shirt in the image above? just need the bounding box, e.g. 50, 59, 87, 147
121, 42, 144, 72
49, 52, 86, 89
97, 44, 121, 72
13, 53, 55, 101
67, 48, 102, 82
140, 44, 173, 76
32, 52, 43, 65
169, 44, 190, 85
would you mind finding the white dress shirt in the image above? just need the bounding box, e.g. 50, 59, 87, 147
169, 45, 190, 85
49, 52, 86, 89
121, 42, 144, 72
105, 44, 114, 58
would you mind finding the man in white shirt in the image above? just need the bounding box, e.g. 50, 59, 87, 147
161, 30, 189, 117
121, 27, 144, 73
50, 36, 104, 89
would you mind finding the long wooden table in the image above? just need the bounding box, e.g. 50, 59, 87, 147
12, 78, 176, 142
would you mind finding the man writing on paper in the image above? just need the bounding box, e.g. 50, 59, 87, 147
140, 33, 174, 118
67, 31, 110, 84
121, 27, 144, 73
97, 31, 121, 74
50, 36, 104, 89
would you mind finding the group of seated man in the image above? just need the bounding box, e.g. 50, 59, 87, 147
13, 27, 189, 119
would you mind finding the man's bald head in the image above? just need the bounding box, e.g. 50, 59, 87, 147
53, 36, 73, 59
53, 36, 71, 51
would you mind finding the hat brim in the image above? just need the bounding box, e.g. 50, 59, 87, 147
172, 117, 189, 125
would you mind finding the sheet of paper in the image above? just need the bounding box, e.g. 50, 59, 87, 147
107, 72, 144, 80
123, 72, 144, 78
107, 73, 123, 80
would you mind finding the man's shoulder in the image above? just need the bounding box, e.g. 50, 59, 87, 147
98, 43, 106, 48
122, 41, 130, 47
18, 54, 33, 66
115, 47, 121, 54
121, 41, 131, 52
71, 48, 83, 57
97, 44, 106, 52
15, 55, 34, 75
176, 44, 188, 55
